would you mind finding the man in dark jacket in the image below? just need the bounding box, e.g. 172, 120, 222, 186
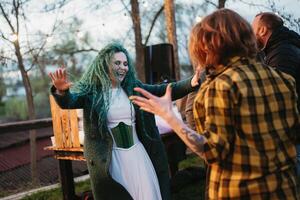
252, 12, 300, 175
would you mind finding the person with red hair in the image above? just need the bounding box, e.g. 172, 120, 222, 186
130, 9, 299, 199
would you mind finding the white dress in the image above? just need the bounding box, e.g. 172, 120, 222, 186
107, 88, 162, 200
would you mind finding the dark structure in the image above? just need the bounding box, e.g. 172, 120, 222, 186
144, 43, 187, 177
144, 43, 176, 84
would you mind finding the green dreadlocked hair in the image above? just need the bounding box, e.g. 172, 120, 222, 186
72, 42, 137, 137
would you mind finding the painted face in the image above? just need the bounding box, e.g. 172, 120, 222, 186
252, 16, 265, 51
109, 52, 129, 86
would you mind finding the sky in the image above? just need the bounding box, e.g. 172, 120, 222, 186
1, 0, 300, 88
1, 0, 300, 58
2, 0, 300, 46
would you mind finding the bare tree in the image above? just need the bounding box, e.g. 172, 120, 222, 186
144, 5, 164, 46
237, 0, 300, 32
204, 0, 227, 9
218, 0, 227, 8
130, 0, 146, 82
164, 0, 180, 80
0, 0, 39, 186
120, 0, 166, 82
0, 1, 35, 120
0, 0, 71, 186
268, 0, 300, 33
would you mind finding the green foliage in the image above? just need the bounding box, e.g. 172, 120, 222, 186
0, 104, 5, 116
178, 154, 204, 170
31, 77, 48, 95
34, 93, 51, 118
4, 97, 28, 120
0, 76, 6, 103
22, 188, 62, 200
0, 190, 10, 198
21, 180, 91, 200
54, 40, 78, 55
75, 179, 91, 193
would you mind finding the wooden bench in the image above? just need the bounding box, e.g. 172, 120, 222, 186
44, 95, 85, 200
45, 95, 84, 161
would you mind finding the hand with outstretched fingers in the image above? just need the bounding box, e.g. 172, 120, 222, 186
129, 84, 175, 121
48, 67, 72, 93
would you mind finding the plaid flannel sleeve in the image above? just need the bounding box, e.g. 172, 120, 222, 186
201, 78, 237, 164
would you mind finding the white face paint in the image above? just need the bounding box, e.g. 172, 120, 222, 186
109, 52, 129, 86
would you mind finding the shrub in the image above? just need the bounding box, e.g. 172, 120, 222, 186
34, 93, 51, 118
4, 97, 28, 120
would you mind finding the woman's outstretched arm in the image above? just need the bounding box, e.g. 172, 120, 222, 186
130, 84, 206, 158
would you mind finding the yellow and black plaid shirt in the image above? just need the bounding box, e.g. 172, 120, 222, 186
194, 57, 299, 199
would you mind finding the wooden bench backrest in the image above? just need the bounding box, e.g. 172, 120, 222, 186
49, 95, 81, 149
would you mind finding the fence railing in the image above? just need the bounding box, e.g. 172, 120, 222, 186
0, 118, 52, 134
0, 118, 53, 187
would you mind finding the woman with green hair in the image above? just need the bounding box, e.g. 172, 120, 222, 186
49, 42, 201, 200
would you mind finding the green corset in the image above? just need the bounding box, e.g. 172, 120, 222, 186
110, 122, 134, 148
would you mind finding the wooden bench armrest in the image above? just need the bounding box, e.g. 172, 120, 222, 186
44, 146, 85, 161
44, 146, 84, 152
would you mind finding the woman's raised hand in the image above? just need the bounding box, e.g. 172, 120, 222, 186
129, 84, 175, 121
48, 68, 72, 92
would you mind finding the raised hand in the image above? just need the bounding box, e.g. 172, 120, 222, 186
48, 68, 72, 92
129, 84, 175, 120
190, 66, 202, 87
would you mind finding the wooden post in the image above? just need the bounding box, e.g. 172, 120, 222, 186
58, 160, 75, 200
30, 129, 39, 186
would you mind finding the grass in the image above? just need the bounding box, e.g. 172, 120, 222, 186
178, 153, 204, 169
21, 180, 91, 200
172, 154, 206, 200
21, 154, 205, 200
172, 181, 205, 200
15, 153, 300, 200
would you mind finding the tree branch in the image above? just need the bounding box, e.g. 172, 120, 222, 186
25, 39, 48, 72
204, 0, 218, 8
13, 0, 20, 34
0, 3, 16, 33
25, 2, 65, 72
144, 5, 164, 46
120, 0, 131, 16
0, 55, 17, 63
65, 48, 99, 54
238, 0, 270, 10
0, 32, 13, 43
42, 0, 71, 12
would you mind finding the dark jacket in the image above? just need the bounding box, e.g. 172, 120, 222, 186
263, 26, 300, 107
51, 77, 197, 200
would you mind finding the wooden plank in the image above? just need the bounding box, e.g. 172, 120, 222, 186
49, 95, 63, 148
61, 110, 71, 148
55, 155, 85, 161
0, 118, 52, 134
44, 146, 84, 152
70, 110, 80, 148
